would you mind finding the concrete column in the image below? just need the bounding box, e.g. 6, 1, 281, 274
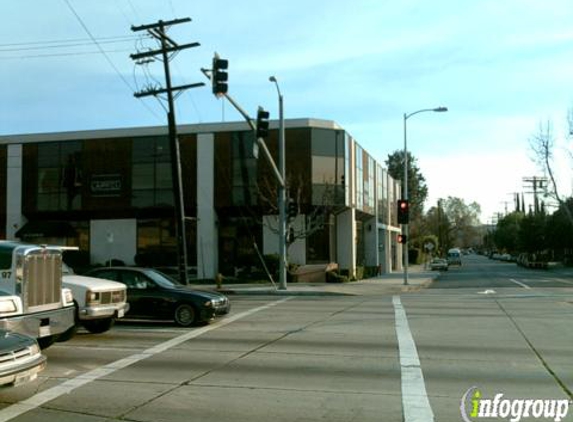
364, 217, 378, 268
6, 144, 24, 240
336, 208, 356, 278
197, 133, 218, 280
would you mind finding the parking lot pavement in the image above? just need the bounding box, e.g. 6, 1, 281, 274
191, 265, 436, 297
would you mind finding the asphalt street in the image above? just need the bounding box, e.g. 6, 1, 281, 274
0, 255, 571, 422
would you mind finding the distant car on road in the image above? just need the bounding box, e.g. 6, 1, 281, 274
0, 330, 46, 388
430, 258, 449, 271
447, 248, 462, 266
84, 267, 230, 327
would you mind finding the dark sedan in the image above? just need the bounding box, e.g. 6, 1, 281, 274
0, 330, 46, 387
84, 267, 230, 327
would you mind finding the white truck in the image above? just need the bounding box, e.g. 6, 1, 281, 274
0, 241, 76, 348
62, 264, 129, 333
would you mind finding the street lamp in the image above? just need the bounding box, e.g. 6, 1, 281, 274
403, 106, 447, 285
269, 76, 287, 290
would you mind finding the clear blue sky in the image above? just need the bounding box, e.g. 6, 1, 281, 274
2, 0, 573, 222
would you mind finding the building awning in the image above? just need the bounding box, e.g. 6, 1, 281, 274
15, 221, 76, 239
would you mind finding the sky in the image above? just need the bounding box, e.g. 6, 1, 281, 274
2, 0, 573, 223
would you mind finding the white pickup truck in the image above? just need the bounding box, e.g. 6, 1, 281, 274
62, 264, 129, 333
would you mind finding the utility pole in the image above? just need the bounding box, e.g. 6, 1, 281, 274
131, 18, 204, 285
523, 176, 548, 215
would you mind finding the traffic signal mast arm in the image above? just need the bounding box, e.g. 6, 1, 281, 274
200, 66, 285, 188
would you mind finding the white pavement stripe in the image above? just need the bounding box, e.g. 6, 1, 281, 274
510, 278, 532, 289
0, 297, 293, 422
392, 296, 434, 422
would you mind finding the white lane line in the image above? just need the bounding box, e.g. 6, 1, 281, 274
392, 295, 434, 422
510, 278, 532, 289
0, 297, 293, 422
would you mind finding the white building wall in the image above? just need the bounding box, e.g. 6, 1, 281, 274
262, 215, 279, 255
90, 219, 136, 265
264, 214, 306, 266
336, 208, 356, 278
197, 133, 218, 279
6, 144, 24, 240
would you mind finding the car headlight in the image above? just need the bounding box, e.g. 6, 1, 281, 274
29, 342, 40, 356
63, 288, 74, 306
0, 298, 17, 314
204, 301, 212, 307
86, 291, 100, 305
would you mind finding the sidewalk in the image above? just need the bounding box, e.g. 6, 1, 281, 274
191, 265, 437, 297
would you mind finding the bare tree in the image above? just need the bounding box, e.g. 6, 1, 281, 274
529, 120, 573, 225
258, 174, 343, 251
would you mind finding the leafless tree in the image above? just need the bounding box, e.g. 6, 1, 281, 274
529, 120, 573, 225
258, 174, 343, 251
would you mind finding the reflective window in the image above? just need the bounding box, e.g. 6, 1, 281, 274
36, 141, 82, 211
131, 136, 173, 208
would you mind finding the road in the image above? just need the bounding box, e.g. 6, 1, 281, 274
0, 255, 571, 421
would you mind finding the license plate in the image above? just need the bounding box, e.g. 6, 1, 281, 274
117, 309, 124, 318
39, 325, 51, 337
14, 370, 38, 386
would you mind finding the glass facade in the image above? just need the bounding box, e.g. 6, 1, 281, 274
310, 129, 345, 206
131, 136, 174, 208
355, 144, 363, 211
37, 141, 82, 211
232, 131, 258, 206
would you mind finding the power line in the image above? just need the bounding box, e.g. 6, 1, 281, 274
0, 35, 141, 50
0, 48, 132, 60
63, 0, 162, 122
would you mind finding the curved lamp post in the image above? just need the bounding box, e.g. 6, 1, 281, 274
403, 106, 448, 285
269, 76, 287, 290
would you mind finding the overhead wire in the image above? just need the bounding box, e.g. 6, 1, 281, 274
62, 0, 163, 122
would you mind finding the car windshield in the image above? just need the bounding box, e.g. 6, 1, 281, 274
144, 269, 184, 288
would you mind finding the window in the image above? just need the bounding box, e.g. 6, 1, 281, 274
232, 131, 258, 206
355, 144, 363, 211
36, 141, 82, 211
311, 129, 346, 206
131, 136, 174, 208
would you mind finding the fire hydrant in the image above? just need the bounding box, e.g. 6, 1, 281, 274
215, 273, 223, 290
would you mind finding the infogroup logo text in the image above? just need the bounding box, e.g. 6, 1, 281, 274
460, 386, 570, 422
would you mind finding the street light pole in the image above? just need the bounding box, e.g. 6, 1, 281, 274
402, 106, 447, 286
270, 76, 287, 290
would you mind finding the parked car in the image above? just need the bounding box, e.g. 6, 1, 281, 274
84, 267, 230, 327
62, 264, 129, 334
430, 258, 449, 271
0, 329, 46, 388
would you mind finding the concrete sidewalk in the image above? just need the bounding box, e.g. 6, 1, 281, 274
192, 265, 437, 296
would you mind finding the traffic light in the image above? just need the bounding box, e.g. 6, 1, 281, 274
256, 107, 270, 138
397, 234, 407, 244
212, 55, 228, 96
287, 199, 297, 218
397, 199, 409, 224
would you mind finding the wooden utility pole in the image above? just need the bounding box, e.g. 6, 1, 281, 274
131, 18, 204, 284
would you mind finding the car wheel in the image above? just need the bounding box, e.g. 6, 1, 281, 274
174, 304, 196, 327
83, 318, 115, 334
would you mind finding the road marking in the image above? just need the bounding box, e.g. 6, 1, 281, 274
510, 278, 532, 289
0, 297, 293, 422
392, 295, 434, 422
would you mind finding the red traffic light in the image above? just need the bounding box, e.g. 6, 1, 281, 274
397, 199, 409, 224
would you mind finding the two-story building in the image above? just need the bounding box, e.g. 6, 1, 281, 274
0, 118, 402, 279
